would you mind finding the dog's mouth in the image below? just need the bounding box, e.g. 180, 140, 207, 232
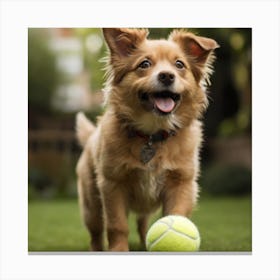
138, 91, 181, 115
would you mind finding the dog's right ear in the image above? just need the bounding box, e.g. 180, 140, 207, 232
103, 28, 148, 58
169, 30, 219, 84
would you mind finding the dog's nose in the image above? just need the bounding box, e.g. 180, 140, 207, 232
158, 72, 175, 86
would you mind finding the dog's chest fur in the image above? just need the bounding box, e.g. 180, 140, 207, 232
128, 165, 164, 213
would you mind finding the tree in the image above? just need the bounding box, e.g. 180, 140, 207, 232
28, 29, 59, 114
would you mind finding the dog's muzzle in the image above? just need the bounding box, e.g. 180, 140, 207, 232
138, 90, 181, 115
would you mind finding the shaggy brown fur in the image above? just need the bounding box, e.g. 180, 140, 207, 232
76, 28, 219, 251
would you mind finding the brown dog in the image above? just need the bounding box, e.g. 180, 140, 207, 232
76, 28, 219, 251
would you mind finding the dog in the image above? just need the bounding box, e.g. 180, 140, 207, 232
76, 28, 219, 251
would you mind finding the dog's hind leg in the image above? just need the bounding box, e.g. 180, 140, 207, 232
77, 154, 104, 251
78, 177, 104, 251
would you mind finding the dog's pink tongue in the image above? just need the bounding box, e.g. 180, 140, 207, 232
154, 98, 175, 113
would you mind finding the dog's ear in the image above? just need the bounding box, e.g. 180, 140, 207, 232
169, 30, 219, 83
103, 28, 148, 58
102, 28, 149, 84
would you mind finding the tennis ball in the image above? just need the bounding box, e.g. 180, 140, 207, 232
145, 215, 200, 252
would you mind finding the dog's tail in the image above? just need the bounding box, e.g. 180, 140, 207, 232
76, 112, 96, 147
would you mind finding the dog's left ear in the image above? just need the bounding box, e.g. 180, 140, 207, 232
102, 28, 149, 84
170, 30, 219, 83
103, 28, 148, 58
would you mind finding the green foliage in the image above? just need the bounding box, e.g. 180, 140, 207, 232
219, 108, 251, 137
201, 164, 251, 196
28, 29, 59, 114
28, 152, 78, 200
74, 28, 106, 92
28, 167, 53, 200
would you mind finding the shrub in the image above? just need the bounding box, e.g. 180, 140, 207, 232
200, 164, 251, 196
28, 29, 59, 114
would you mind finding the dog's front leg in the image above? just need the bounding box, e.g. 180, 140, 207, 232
101, 180, 129, 251
162, 169, 198, 217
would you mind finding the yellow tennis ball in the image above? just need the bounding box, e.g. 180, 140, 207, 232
146, 215, 200, 252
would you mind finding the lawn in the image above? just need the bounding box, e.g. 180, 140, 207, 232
28, 196, 251, 252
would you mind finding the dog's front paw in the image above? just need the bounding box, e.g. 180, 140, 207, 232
109, 243, 129, 252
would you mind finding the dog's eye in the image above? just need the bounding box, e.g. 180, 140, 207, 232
175, 60, 185, 69
138, 60, 152, 69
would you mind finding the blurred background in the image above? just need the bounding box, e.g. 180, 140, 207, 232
28, 28, 252, 252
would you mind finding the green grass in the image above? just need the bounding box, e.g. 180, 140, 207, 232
28, 196, 251, 252
192, 196, 252, 251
